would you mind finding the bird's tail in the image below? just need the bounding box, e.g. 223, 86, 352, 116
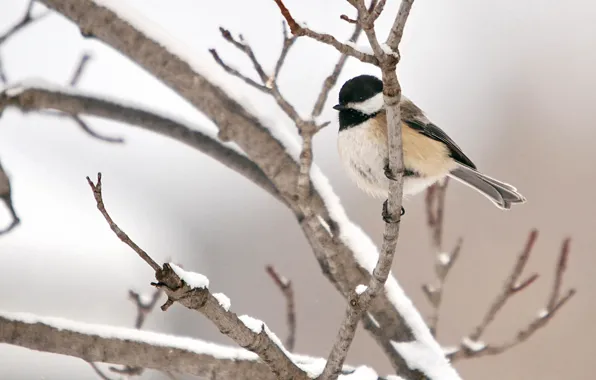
448, 163, 526, 210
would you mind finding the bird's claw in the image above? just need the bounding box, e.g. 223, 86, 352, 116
382, 200, 404, 223
384, 162, 397, 181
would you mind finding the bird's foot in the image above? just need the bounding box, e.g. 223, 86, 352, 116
384, 162, 397, 181
382, 199, 404, 223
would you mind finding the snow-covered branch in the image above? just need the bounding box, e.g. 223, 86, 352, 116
0, 312, 269, 379
0, 82, 281, 203
28, 0, 455, 377
84, 173, 309, 380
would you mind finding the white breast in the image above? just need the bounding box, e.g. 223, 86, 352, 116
337, 122, 446, 199
337, 123, 389, 198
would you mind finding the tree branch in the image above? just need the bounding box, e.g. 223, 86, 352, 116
0, 84, 281, 203
0, 159, 20, 235
0, 0, 50, 83
31, 1, 457, 376
0, 313, 279, 380
448, 230, 576, 361
85, 173, 309, 380
266, 265, 297, 352
272, 0, 378, 65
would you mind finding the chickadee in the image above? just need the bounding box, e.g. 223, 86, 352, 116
333, 74, 526, 220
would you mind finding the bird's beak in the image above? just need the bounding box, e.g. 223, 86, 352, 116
333, 104, 346, 111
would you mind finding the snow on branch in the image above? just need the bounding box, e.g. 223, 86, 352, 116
32, 0, 457, 377
0, 82, 281, 202
0, 311, 266, 378
83, 173, 309, 380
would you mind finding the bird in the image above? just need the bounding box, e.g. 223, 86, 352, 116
333, 74, 526, 222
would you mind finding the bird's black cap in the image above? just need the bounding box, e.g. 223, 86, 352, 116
334, 74, 383, 109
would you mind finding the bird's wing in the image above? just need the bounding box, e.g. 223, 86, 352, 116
399, 98, 477, 169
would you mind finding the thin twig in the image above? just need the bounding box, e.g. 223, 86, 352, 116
269, 22, 297, 87
213, 27, 301, 121
310, 0, 377, 118
0, 0, 50, 84
69, 52, 93, 86
271, 0, 378, 65
0, 160, 20, 235
385, 0, 415, 51
0, 0, 49, 45
266, 266, 297, 351
425, 179, 449, 250
0, 59, 7, 84
88, 362, 114, 380
64, 53, 124, 143
469, 230, 540, 341
87, 173, 309, 380
209, 49, 269, 92
421, 178, 463, 336
448, 231, 576, 361
71, 114, 125, 143
422, 238, 462, 336
86, 173, 161, 271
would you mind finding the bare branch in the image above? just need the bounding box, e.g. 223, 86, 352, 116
425, 179, 449, 251
385, 0, 415, 51
422, 238, 462, 336
88, 362, 114, 380
469, 230, 539, 341
0, 160, 20, 235
87, 173, 161, 271
266, 266, 297, 352
69, 52, 93, 86
271, 0, 378, 65
0, 59, 7, 84
0, 0, 50, 84
0, 0, 49, 45
213, 27, 301, 121
208, 49, 270, 92
371, 0, 388, 22
270, 22, 297, 86
448, 231, 576, 361
0, 85, 281, 203
311, 0, 377, 117
86, 173, 309, 380
70, 114, 125, 143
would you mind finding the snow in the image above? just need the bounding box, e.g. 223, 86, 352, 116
317, 215, 332, 235
0, 311, 360, 376
238, 315, 289, 356
213, 293, 231, 311
537, 309, 549, 318
339, 366, 378, 380
355, 284, 368, 295
380, 43, 400, 58
461, 336, 486, 352
442, 346, 460, 356
437, 252, 451, 266
238, 315, 264, 333
345, 41, 374, 55
391, 340, 458, 379
367, 312, 380, 328
385, 376, 408, 380
169, 263, 209, 289
86, 1, 461, 378
0, 79, 246, 155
